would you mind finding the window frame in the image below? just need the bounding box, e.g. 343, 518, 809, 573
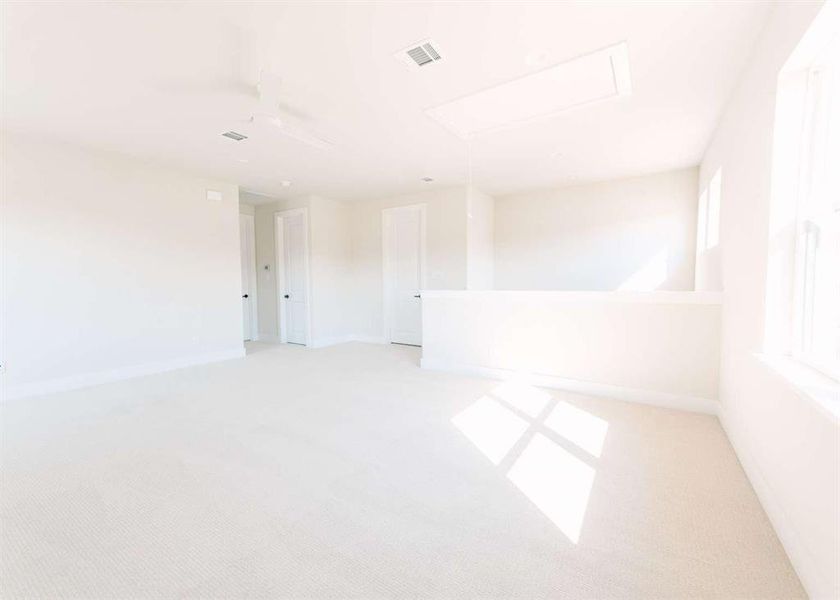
696, 168, 722, 253
791, 51, 840, 382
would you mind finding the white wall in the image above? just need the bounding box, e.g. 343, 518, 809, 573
1, 134, 243, 399
349, 186, 469, 340
308, 195, 352, 345
466, 187, 495, 290
249, 185, 484, 344
247, 193, 309, 341
250, 176, 702, 344
421, 291, 721, 410
246, 193, 352, 346
495, 168, 698, 291
698, 1, 838, 597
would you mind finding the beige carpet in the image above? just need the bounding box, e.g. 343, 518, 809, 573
1, 342, 804, 598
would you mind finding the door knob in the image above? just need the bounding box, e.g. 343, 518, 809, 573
242, 294, 249, 298
284, 294, 290, 299
414, 294, 421, 298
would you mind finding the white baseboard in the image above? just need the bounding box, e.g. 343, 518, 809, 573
253, 334, 387, 348
309, 335, 354, 349
420, 358, 718, 415
255, 334, 282, 343
4, 347, 246, 401
348, 335, 388, 345
718, 406, 830, 599
310, 335, 388, 348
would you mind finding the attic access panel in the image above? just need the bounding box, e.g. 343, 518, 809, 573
426, 42, 631, 139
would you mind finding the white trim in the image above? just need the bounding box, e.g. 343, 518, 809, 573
420, 357, 718, 415
254, 335, 387, 349
350, 335, 388, 345
756, 353, 840, 419
274, 208, 313, 346
717, 405, 829, 600
239, 213, 259, 341
3, 348, 246, 402
309, 335, 354, 349
310, 335, 389, 349
255, 334, 282, 343
382, 203, 428, 344
275, 213, 288, 343
419, 290, 724, 305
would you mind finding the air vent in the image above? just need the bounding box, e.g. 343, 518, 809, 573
394, 39, 443, 69
222, 131, 248, 141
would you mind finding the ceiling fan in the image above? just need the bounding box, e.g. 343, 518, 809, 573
245, 70, 335, 151
157, 24, 334, 151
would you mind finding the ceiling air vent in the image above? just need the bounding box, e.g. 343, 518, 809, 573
222, 131, 248, 141
394, 39, 443, 69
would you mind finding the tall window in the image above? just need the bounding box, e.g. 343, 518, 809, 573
792, 34, 840, 379
697, 168, 722, 252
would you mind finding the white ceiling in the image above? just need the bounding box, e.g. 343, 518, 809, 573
1, 1, 773, 202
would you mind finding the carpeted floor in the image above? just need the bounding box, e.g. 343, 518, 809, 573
0, 342, 804, 598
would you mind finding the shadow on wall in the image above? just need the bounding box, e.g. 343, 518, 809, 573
498, 218, 691, 291
616, 248, 669, 291
494, 167, 700, 291
600, 215, 690, 291
609, 241, 684, 291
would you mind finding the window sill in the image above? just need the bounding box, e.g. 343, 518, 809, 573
756, 354, 840, 419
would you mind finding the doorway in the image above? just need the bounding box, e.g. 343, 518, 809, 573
382, 204, 426, 346
275, 208, 311, 345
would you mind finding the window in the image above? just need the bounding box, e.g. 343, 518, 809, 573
706, 170, 721, 248
792, 34, 840, 380
697, 168, 722, 252
696, 188, 708, 255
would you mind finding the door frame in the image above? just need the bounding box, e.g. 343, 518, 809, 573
274, 208, 312, 346
240, 213, 259, 341
382, 203, 427, 344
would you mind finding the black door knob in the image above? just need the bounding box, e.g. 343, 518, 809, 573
414, 294, 421, 298
242, 294, 249, 298
284, 294, 290, 299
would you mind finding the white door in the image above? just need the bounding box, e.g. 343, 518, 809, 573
239, 214, 257, 341
384, 205, 425, 346
276, 210, 309, 345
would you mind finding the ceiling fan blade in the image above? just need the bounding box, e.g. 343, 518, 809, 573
256, 70, 316, 122
254, 113, 334, 150
257, 70, 285, 110
231, 24, 261, 91
275, 100, 314, 122
155, 79, 256, 98
154, 24, 260, 99
272, 119, 335, 151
